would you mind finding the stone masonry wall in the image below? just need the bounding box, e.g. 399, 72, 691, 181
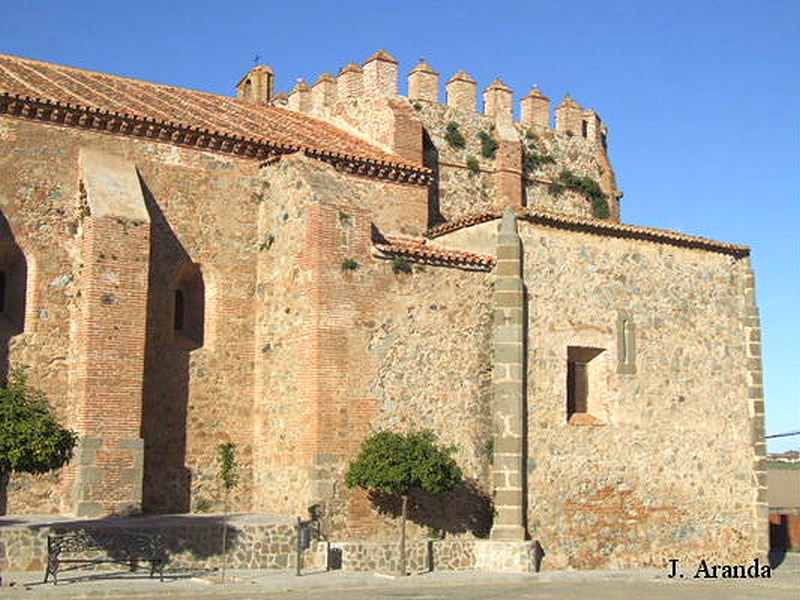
0, 515, 299, 573
250, 154, 428, 523
0, 118, 262, 516
246, 155, 494, 541
410, 102, 618, 224
520, 222, 758, 569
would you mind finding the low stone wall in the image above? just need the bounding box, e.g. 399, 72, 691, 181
1, 514, 539, 575
329, 540, 431, 573
328, 539, 539, 573
0, 514, 303, 573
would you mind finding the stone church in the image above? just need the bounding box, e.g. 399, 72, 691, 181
0, 49, 767, 568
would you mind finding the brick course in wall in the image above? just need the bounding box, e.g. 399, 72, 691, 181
0, 52, 766, 571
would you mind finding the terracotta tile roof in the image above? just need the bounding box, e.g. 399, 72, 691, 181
0, 53, 430, 182
373, 234, 496, 271
427, 209, 750, 258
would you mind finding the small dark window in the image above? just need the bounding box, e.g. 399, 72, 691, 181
0, 271, 6, 313
174, 289, 185, 331
567, 359, 589, 416
601, 132, 608, 151
581, 120, 588, 138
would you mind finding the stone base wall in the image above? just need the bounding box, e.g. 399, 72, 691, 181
1, 515, 538, 575
328, 539, 539, 573
0, 515, 301, 573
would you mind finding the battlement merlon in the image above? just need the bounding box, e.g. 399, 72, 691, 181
248, 51, 612, 151
239, 51, 620, 222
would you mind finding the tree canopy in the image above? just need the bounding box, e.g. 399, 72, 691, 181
0, 368, 77, 475
345, 430, 462, 495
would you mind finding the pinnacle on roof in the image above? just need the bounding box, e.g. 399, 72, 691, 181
291, 79, 311, 92
447, 71, 476, 83
410, 60, 437, 74
558, 94, 580, 107
523, 86, 549, 100
270, 91, 288, 105
314, 72, 336, 84
486, 78, 512, 92
339, 62, 363, 74
365, 49, 399, 64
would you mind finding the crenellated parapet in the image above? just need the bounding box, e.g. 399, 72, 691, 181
520, 87, 550, 129
337, 63, 363, 98
362, 50, 399, 97
246, 51, 620, 223
483, 78, 514, 121
311, 73, 337, 113
446, 71, 477, 111
408, 60, 439, 103
287, 79, 311, 113
264, 51, 611, 154
555, 94, 583, 135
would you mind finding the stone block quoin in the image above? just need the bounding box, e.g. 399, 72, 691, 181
490, 209, 526, 541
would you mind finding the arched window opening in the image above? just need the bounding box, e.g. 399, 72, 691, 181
171, 263, 204, 349
0, 243, 27, 336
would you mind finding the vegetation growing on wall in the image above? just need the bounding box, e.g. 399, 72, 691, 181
391, 256, 412, 274
217, 442, 239, 582
444, 122, 465, 149
466, 156, 480, 174
258, 233, 275, 251
341, 258, 359, 271
556, 170, 610, 219
522, 149, 555, 177
521, 133, 555, 178
477, 131, 498, 159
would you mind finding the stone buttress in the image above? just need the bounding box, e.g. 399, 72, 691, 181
491, 208, 527, 540
67, 148, 149, 517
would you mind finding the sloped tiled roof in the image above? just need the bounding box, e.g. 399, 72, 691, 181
427, 209, 750, 258
0, 53, 430, 183
373, 235, 496, 271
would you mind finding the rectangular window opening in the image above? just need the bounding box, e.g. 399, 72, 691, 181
566, 346, 606, 424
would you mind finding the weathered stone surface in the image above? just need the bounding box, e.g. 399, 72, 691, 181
0, 52, 761, 573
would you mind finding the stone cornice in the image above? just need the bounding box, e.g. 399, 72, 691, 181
0, 92, 432, 186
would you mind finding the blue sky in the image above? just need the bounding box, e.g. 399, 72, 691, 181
3, 1, 798, 451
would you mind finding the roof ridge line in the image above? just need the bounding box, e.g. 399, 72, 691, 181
426, 209, 749, 257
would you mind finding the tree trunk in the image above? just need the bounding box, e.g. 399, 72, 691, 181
221, 490, 229, 582
399, 493, 408, 576
0, 468, 9, 516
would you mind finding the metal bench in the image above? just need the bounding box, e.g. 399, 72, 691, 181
44, 530, 166, 584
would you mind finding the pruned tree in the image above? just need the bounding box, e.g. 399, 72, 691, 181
217, 441, 239, 582
345, 430, 462, 575
0, 367, 77, 515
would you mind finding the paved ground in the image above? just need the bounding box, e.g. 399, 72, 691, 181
1, 554, 797, 599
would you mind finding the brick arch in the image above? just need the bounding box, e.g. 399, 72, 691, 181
0, 214, 35, 386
